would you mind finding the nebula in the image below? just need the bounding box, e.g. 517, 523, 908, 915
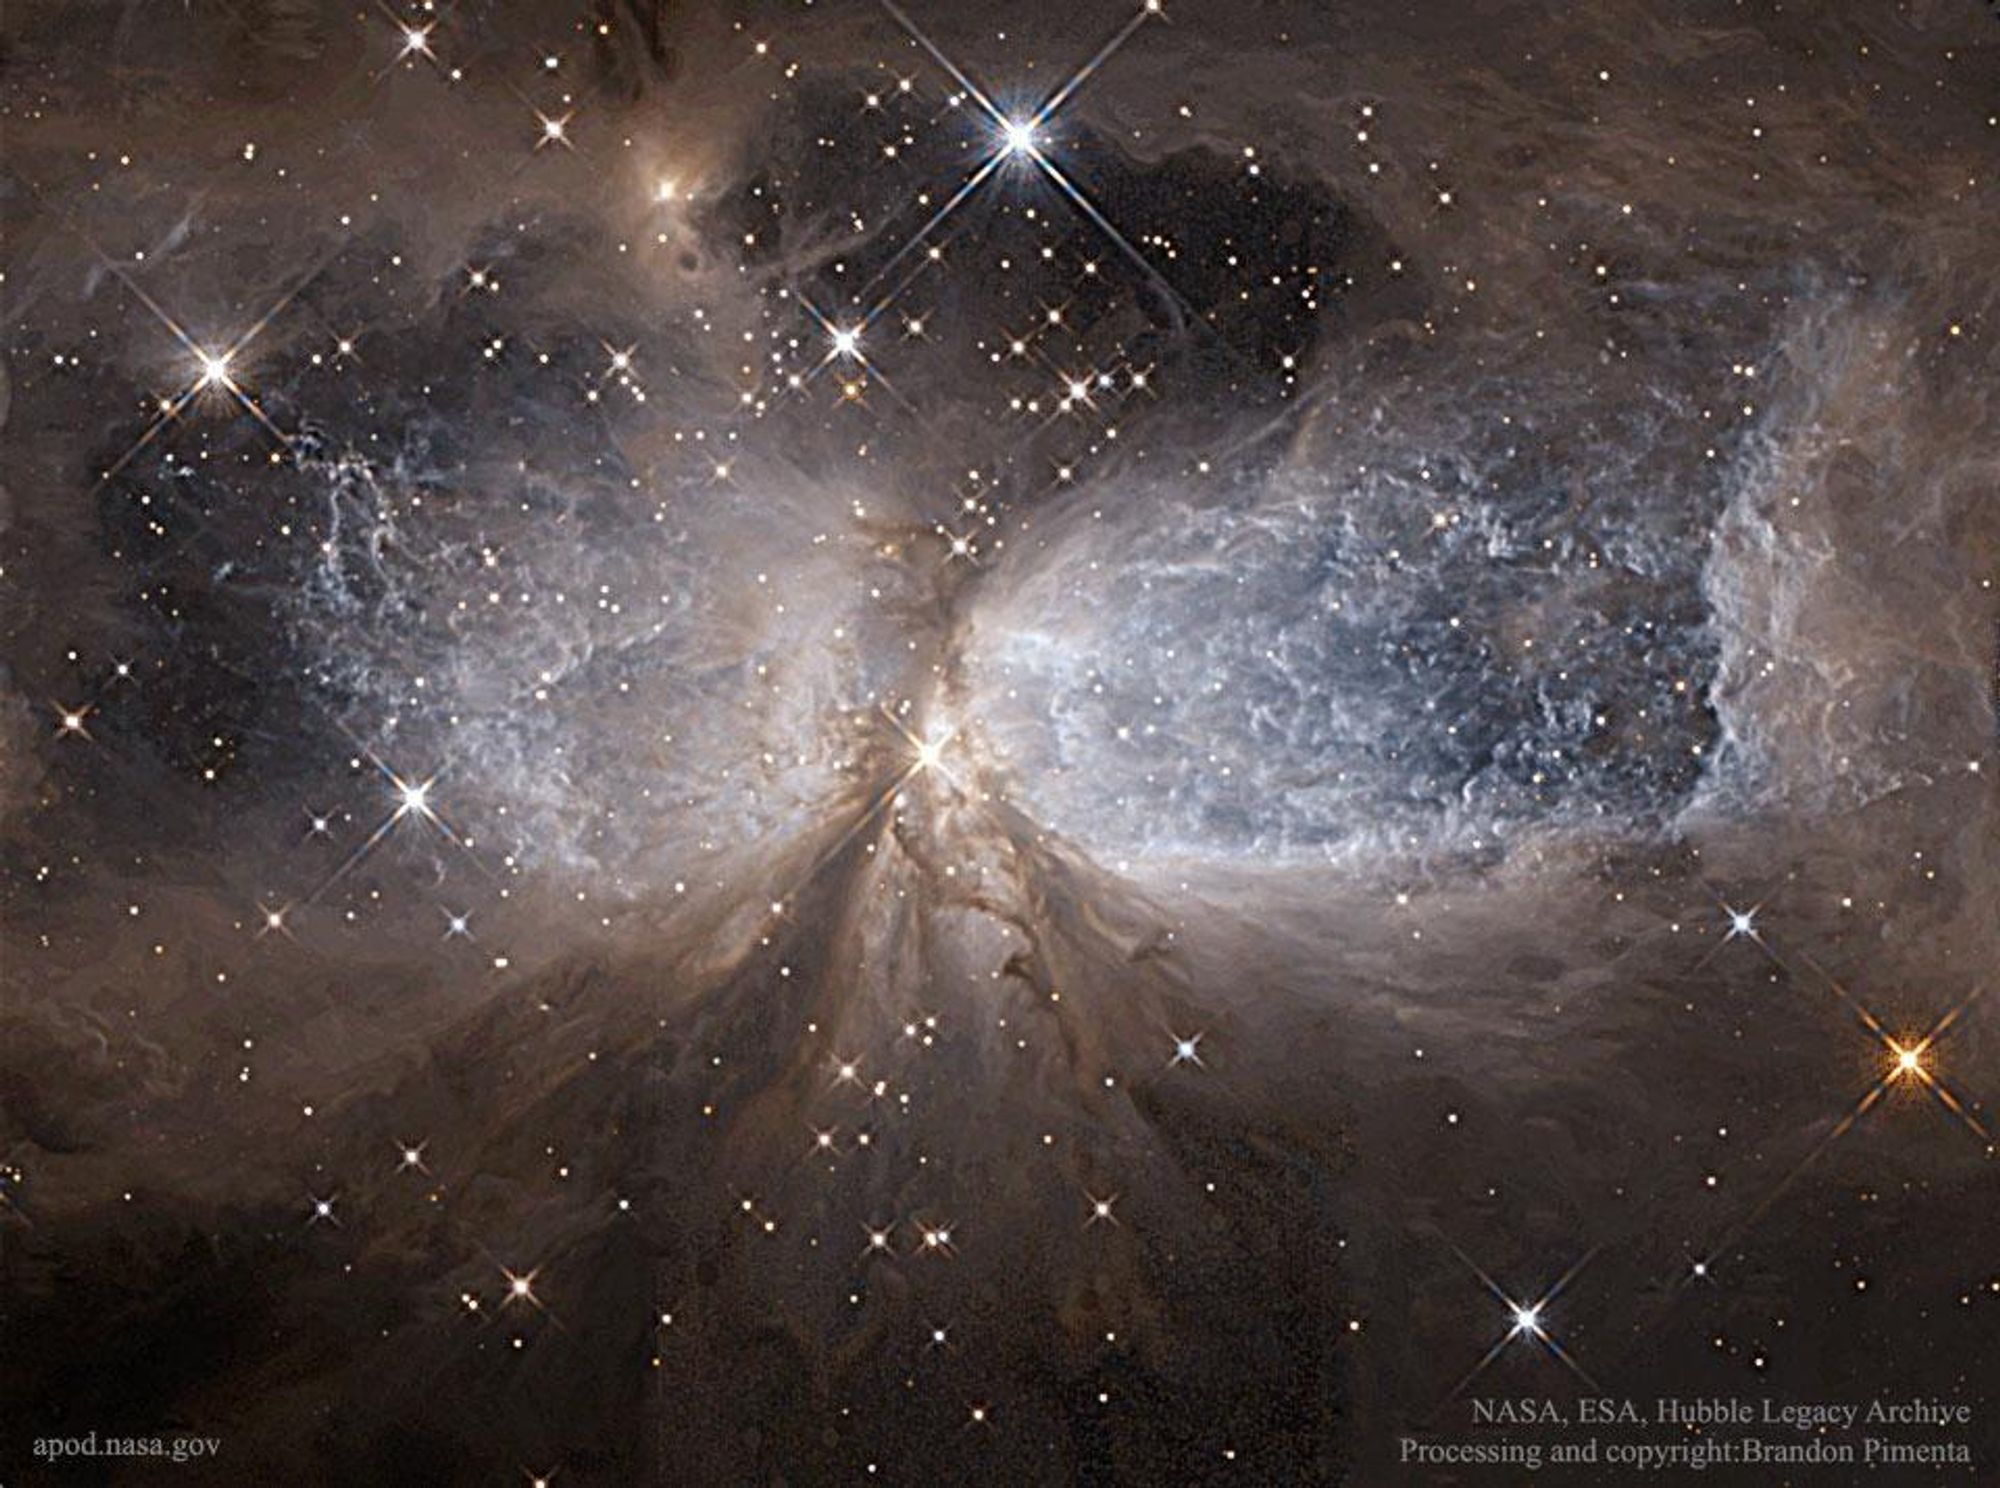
2, 1, 1997, 1483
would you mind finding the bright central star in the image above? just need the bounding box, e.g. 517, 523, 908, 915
1001, 119, 1036, 157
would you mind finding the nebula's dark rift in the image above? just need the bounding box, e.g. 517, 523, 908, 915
2, 1, 1997, 1483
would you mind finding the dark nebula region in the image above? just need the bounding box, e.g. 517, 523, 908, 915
2, 1, 1997, 1483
